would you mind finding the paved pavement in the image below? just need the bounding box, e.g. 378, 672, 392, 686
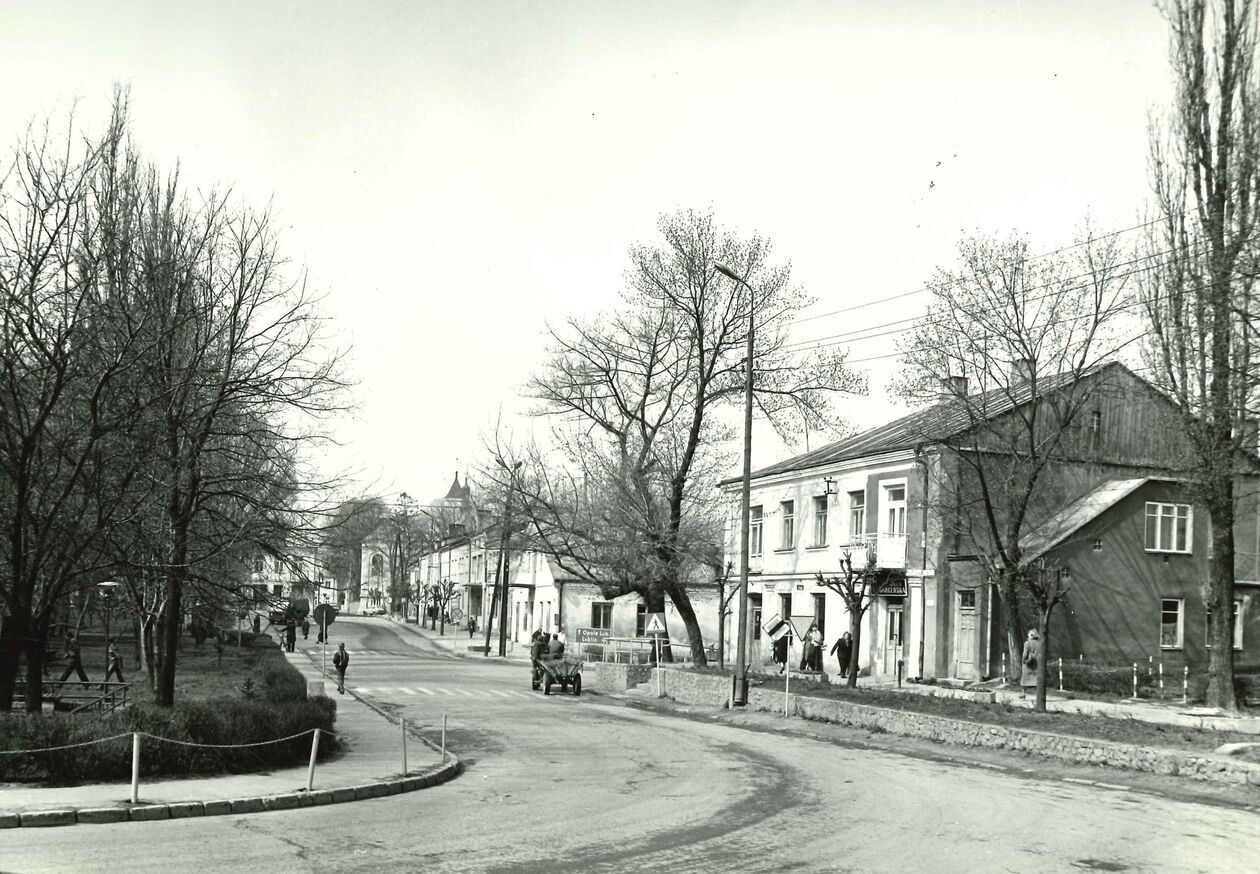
0, 632, 446, 822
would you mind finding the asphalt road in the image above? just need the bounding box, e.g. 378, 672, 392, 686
3, 616, 1258, 873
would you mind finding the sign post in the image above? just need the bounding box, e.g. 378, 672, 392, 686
644, 612, 667, 696
313, 602, 338, 678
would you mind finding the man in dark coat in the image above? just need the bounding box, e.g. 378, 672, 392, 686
529, 630, 547, 687
547, 632, 565, 658
332, 642, 349, 694
58, 638, 90, 684
830, 632, 853, 678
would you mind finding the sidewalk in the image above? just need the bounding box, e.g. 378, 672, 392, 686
387, 616, 531, 663
0, 647, 457, 828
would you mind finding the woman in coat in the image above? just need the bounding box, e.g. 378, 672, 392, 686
1020, 628, 1043, 698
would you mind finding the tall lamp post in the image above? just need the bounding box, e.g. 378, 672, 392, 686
97, 581, 120, 680
714, 261, 755, 706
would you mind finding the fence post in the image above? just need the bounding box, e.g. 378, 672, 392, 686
441, 714, 448, 763
401, 717, 408, 776
130, 732, 140, 804
1159, 662, 1165, 698
1183, 665, 1189, 704
1057, 657, 1063, 692
306, 728, 321, 791
1001, 652, 1007, 684
1132, 663, 1138, 699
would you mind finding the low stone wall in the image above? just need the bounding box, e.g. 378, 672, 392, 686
652, 669, 1260, 787
587, 662, 654, 693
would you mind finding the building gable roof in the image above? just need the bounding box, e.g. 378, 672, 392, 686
724, 361, 1128, 485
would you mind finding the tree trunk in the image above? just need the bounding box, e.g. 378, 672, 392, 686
158, 517, 189, 708
1034, 610, 1052, 713
1206, 489, 1239, 710
0, 608, 28, 711
847, 610, 863, 688
998, 571, 1026, 682
665, 581, 708, 667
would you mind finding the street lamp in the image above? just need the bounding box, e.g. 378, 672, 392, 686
97, 581, 120, 681
714, 261, 755, 706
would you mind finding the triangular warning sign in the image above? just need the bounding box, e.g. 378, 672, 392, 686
644, 613, 667, 635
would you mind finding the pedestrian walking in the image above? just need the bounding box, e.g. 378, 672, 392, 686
529, 630, 547, 687
104, 641, 125, 685
58, 638, 90, 685
830, 631, 853, 678
332, 642, 349, 694
1020, 628, 1042, 699
301, 617, 310, 640
806, 624, 823, 671
467, 616, 477, 639
799, 622, 821, 671
285, 621, 297, 653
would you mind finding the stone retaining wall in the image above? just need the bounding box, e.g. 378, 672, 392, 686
651, 669, 1260, 787
586, 662, 654, 693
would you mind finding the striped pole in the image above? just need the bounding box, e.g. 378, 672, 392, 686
1183, 665, 1189, 704
1132, 663, 1138, 699
1057, 657, 1063, 692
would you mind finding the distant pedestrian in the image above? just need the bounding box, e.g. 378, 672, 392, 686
1020, 629, 1042, 699
467, 617, 477, 639
831, 632, 853, 678
58, 638, 90, 685
301, 618, 310, 640
332, 642, 349, 694
799, 622, 821, 671
285, 621, 297, 652
104, 641, 125, 685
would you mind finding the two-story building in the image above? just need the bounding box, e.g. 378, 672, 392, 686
721, 362, 1260, 684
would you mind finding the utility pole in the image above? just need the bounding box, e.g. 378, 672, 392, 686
714, 262, 754, 706
494, 458, 522, 657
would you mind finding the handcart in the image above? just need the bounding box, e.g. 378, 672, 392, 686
532, 655, 584, 695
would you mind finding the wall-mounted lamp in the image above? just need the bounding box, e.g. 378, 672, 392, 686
823, 478, 838, 497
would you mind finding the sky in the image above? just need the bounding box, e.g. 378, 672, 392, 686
0, 0, 1174, 504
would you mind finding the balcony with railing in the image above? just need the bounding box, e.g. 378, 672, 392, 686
841, 532, 909, 570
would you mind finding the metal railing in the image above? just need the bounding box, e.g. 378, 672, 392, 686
15, 679, 130, 716
841, 533, 909, 569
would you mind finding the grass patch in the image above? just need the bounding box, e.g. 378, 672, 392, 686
689, 667, 1259, 753
1, 633, 336, 785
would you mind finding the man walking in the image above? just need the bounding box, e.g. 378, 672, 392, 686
58, 638, 90, 685
104, 640, 125, 685
332, 642, 349, 694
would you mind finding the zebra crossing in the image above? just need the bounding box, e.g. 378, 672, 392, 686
350, 684, 546, 700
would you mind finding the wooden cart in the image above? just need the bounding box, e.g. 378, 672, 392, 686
532, 655, 584, 695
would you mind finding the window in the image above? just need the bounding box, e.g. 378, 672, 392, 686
272, 584, 283, 597
253, 556, 265, 573
779, 593, 792, 625
1161, 598, 1184, 649
780, 500, 795, 549
813, 593, 826, 635
882, 483, 907, 536
1145, 502, 1191, 553
848, 491, 865, 543
370, 554, 385, 575
1092, 538, 1103, 552
635, 603, 647, 637
812, 496, 828, 547
749, 506, 763, 557
591, 602, 612, 630
958, 589, 976, 609
1205, 599, 1244, 650
1059, 566, 1071, 581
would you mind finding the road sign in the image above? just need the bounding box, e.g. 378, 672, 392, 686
449, 606, 464, 622
313, 603, 338, 628
576, 627, 612, 644
762, 613, 795, 641
644, 612, 667, 635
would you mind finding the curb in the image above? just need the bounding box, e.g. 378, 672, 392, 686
0, 756, 462, 829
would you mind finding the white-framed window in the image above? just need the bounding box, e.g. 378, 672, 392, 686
812, 495, 828, 547
881, 481, 907, 537
1145, 502, 1192, 553
1205, 599, 1244, 650
1160, 598, 1185, 649
591, 602, 612, 630
749, 506, 763, 557
780, 500, 795, 549
848, 490, 865, 543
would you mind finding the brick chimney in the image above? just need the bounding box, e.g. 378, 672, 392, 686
1012, 357, 1034, 384
942, 375, 968, 397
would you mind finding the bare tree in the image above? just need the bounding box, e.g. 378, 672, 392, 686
1140, 0, 1260, 710
893, 230, 1130, 708
519, 210, 861, 664
816, 551, 886, 687
0, 101, 152, 711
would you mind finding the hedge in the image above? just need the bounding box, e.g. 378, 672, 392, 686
0, 642, 337, 785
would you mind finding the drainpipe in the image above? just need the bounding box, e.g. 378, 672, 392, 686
915, 445, 929, 678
